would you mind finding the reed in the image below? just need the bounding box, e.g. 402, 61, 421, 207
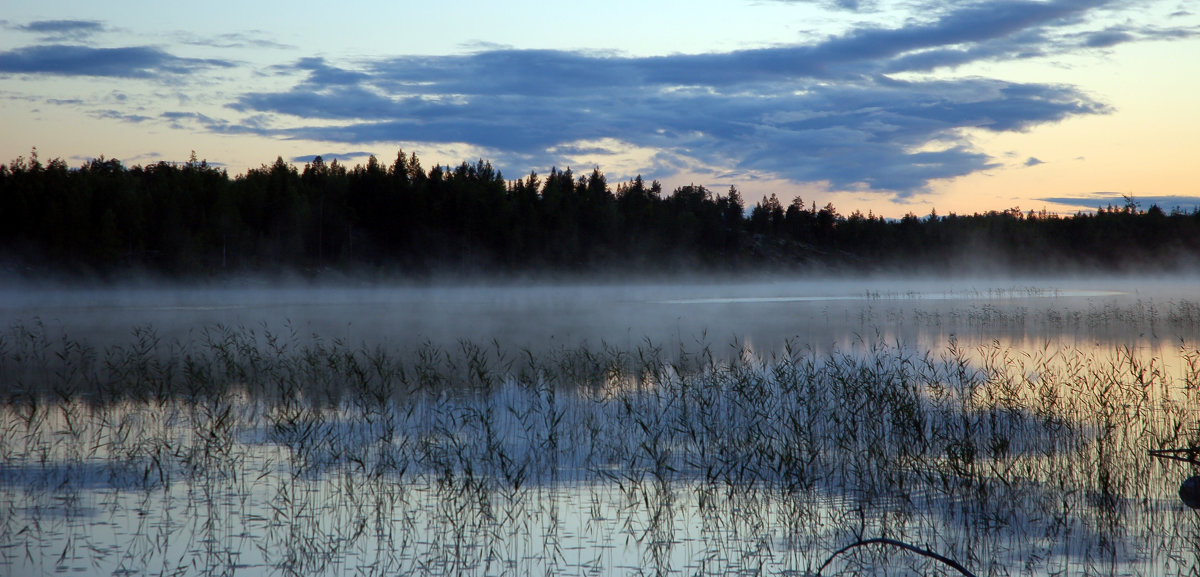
2, 299, 1200, 575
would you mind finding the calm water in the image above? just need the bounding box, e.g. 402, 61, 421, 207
3, 277, 1200, 576
0, 277, 1189, 351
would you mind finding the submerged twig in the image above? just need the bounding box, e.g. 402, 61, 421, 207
1149, 447, 1200, 464
817, 537, 978, 577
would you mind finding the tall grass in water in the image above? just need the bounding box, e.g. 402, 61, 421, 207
1, 311, 1200, 576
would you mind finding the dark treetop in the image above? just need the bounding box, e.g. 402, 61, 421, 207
2, 150, 1195, 280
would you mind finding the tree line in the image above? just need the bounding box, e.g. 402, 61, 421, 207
1, 149, 1197, 279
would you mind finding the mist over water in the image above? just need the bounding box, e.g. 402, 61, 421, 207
5, 274, 1200, 576
2, 275, 1192, 356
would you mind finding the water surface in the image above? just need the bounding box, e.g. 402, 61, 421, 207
3, 276, 1200, 576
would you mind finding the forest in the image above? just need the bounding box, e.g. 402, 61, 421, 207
1, 149, 1197, 280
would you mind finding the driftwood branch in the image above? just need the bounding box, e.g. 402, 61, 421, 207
817, 537, 978, 577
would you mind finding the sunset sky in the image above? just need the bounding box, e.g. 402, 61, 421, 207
2, 0, 1198, 218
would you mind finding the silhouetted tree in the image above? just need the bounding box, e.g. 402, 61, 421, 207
2, 150, 1197, 278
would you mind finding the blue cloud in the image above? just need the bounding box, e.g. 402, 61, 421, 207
237, 74, 1099, 193
233, 85, 403, 120
291, 152, 374, 164
290, 56, 372, 86
763, 0, 880, 12
1084, 28, 1136, 47
16, 20, 104, 40
186, 31, 294, 51
324, 1, 1119, 97
1041, 195, 1200, 213
92, 110, 148, 123
209, 0, 1190, 195
0, 44, 232, 78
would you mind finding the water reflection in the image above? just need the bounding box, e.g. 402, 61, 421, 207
3, 279, 1200, 576
3, 279, 1194, 356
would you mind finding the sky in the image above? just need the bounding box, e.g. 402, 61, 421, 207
2, 0, 1198, 218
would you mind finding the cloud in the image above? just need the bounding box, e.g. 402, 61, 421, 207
1041, 194, 1200, 212
206, 0, 1191, 195
92, 109, 154, 123
291, 152, 374, 164
0, 44, 232, 78
760, 0, 881, 12
15, 20, 104, 40
185, 31, 294, 51
159, 111, 238, 131
232, 57, 1104, 194
1070, 23, 1200, 49
1083, 28, 1135, 47
1024, 157, 1045, 166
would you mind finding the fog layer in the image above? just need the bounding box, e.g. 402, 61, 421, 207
3, 275, 1195, 358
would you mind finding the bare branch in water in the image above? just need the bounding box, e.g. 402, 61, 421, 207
817, 537, 978, 577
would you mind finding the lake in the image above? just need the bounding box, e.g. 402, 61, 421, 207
2, 276, 1200, 576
